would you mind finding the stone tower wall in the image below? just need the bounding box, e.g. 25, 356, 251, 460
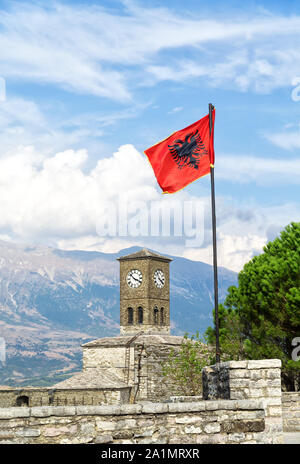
133, 343, 184, 402
119, 256, 170, 335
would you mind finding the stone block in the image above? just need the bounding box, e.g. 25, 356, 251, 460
230, 390, 248, 400
261, 397, 282, 407
80, 423, 94, 435
50, 406, 76, 416
175, 415, 204, 424
31, 407, 53, 417
204, 401, 221, 411
15, 428, 41, 437
60, 436, 92, 444
265, 369, 281, 380
230, 378, 252, 388
43, 425, 77, 437
114, 418, 137, 430
0, 420, 24, 428
227, 361, 248, 369
76, 405, 120, 415
168, 402, 205, 413
235, 399, 264, 410
0, 430, 14, 438
264, 379, 281, 388
265, 388, 281, 397
247, 359, 281, 369
196, 433, 228, 444
230, 369, 250, 379
203, 422, 221, 434
113, 430, 134, 439
93, 434, 113, 444
248, 388, 264, 398
267, 406, 282, 417
227, 432, 246, 442
215, 400, 238, 410
229, 411, 264, 422
216, 414, 230, 421
221, 419, 264, 434
0, 408, 30, 419
119, 404, 142, 415
95, 420, 116, 431
134, 428, 155, 438
248, 369, 265, 380
142, 403, 168, 414
184, 425, 202, 434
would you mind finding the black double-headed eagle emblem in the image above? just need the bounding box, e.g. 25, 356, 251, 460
168, 129, 208, 170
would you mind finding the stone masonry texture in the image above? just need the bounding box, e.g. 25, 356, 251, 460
202, 359, 283, 444
118, 252, 171, 335
0, 400, 268, 444
0, 387, 130, 408
282, 392, 300, 432
82, 334, 187, 401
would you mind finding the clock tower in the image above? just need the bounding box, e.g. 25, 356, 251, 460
117, 248, 171, 335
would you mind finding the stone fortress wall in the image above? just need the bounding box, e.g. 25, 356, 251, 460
0, 387, 130, 409
0, 400, 267, 444
0, 358, 288, 444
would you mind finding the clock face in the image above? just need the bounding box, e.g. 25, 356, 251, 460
154, 269, 165, 288
126, 269, 142, 288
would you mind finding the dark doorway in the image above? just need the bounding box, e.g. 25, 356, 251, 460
16, 395, 29, 407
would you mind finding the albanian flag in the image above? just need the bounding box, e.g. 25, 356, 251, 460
144, 108, 215, 193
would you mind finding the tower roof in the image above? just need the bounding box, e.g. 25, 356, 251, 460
117, 248, 172, 262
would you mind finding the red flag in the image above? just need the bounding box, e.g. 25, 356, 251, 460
144, 108, 215, 193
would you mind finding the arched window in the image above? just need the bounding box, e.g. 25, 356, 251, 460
128, 307, 133, 325
160, 307, 164, 325
153, 306, 159, 325
138, 306, 143, 324
16, 395, 29, 407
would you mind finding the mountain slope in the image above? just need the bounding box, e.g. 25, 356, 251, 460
0, 241, 237, 385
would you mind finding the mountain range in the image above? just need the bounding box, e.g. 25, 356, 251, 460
0, 241, 237, 386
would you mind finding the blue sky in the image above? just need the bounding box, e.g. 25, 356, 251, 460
0, 0, 299, 271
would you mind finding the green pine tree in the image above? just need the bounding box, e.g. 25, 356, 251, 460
206, 222, 300, 390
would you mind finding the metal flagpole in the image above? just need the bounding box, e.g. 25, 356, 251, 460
209, 103, 220, 364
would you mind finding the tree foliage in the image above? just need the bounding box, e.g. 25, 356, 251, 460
206, 222, 300, 389
161, 332, 212, 396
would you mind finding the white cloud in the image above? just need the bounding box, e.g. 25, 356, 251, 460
264, 128, 300, 150
0, 143, 297, 272
216, 154, 300, 184
168, 107, 183, 114
0, 96, 147, 158
183, 199, 300, 271
0, 144, 158, 241
1, 3, 300, 99
183, 233, 267, 273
